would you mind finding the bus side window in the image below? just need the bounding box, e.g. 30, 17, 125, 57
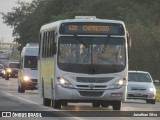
51, 31, 56, 56
45, 32, 48, 58
42, 32, 46, 58
48, 31, 51, 57
46, 32, 50, 58
38, 33, 41, 58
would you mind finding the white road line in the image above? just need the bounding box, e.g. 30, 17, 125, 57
0, 91, 86, 120
0, 91, 57, 111
1, 91, 13, 96
0, 91, 115, 120
124, 107, 135, 110
1, 91, 38, 104
16, 96, 39, 105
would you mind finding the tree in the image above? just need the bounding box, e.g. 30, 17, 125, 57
1, 0, 40, 51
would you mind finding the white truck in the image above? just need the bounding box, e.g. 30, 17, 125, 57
18, 43, 39, 93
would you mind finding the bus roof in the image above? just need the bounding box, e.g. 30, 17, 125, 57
40, 18, 125, 32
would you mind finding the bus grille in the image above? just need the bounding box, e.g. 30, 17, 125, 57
77, 85, 107, 88
76, 77, 114, 83
79, 91, 103, 97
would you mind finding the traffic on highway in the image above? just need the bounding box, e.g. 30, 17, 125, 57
1, 0, 160, 119
0, 73, 160, 110
0, 16, 160, 120
0, 70, 160, 119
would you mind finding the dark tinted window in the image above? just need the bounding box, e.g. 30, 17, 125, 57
24, 56, 37, 68
128, 72, 152, 82
9, 63, 20, 68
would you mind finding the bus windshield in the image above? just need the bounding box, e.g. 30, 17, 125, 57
58, 36, 126, 74
24, 56, 38, 69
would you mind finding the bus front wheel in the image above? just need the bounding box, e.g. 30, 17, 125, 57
18, 81, 25, 93
52, 100, 61, 109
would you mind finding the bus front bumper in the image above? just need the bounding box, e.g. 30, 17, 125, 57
55, 85, 126, 101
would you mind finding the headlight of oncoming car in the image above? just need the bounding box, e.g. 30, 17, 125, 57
6, 68, 12, 73
149, 87, 155, 92
110, 78, 126, 89
2, 70, 6, 74
23, 76, 30, 82
57, 77, 74, 88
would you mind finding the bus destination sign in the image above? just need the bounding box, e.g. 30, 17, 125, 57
69, 25, 110, 32
60, 22, 124, 35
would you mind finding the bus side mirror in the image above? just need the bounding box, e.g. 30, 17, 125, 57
52, 42, 57, 55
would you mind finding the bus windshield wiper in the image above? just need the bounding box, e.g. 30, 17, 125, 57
74, 35, 88, 48
101, 34, 110, 53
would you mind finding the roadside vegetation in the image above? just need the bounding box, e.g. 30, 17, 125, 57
156, 91, 160, 102
9, 52, 20, 60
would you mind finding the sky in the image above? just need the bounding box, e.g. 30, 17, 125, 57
0, 0, 33, 43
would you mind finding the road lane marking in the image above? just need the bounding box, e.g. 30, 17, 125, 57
0, 91, 45, 107
0, 91, 57, 111
125, 107, 134, 109
0, 91, 135, 111
0, 91, 86, 119
0, 91, 129, 119
123, 107, 135, 110
1, 91, 39, 105
16, 96, 39, 105
1, 91, 13, 96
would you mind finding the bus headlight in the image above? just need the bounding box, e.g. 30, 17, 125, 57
110, 79, 125, 89
58, 77, 74, 88
6, 68, 12, 73
23, 76, 30, 81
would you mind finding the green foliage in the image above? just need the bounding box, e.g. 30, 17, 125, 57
1, 0, 160, 80
156, 91, 160, 102
50, 10, 88, 22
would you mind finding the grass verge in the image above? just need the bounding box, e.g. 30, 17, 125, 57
9, 52, 20, 60
156, 91, 160, 102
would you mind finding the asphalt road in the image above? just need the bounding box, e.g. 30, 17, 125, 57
0, 77, 160, 120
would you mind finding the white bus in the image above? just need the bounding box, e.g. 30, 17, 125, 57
38, 16, 131, 110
